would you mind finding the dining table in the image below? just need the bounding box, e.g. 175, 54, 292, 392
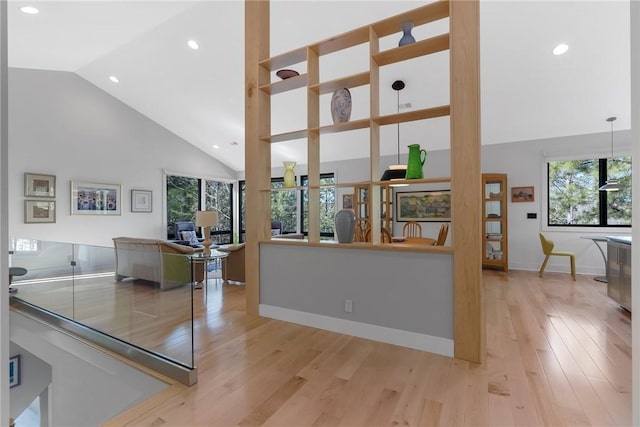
392, 236, 436, 245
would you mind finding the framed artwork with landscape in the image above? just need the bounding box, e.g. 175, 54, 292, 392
396, 190, 451, 222
71, 181, 121, 215
25, 200, 55, 223
24, 172, 55, 198
511, 186, 534, 202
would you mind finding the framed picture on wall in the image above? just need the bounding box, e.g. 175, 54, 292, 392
131, 189, 152, 213
511, 186, 534, 202
396, 190, 451, 222
24, 172, 56, 198
9, 355, 20, 388
25, 200, 56, 223
71, 181, 121, 215
342, 193, 353, 209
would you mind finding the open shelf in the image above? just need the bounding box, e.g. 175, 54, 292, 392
262, 106, 450, 143
373, 33, 450, 67
310, 72, 370, 95
261, 73, 308, 95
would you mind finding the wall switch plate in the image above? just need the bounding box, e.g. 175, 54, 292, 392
344, 299, 353, 313
527, 213, 537, 219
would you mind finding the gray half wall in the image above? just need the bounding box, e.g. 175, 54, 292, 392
260, 244, 453, 354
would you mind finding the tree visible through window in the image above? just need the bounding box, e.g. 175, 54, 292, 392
238, 173, 336, 241
547, 156, 631, 226
166, 176, 200, 238
166, 175, 233, 243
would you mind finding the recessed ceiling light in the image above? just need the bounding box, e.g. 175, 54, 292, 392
108, 75, 119, 83
553, 43, 569, 56
187, 40, 199, 50
212, 144, 220, 149
20, 6, 39, 14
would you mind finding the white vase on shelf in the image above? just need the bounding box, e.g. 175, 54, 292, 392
330, 88, 352, 124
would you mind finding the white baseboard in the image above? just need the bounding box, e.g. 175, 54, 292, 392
259, 304, 454, 357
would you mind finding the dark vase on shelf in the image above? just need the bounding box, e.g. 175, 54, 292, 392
398, 22, 416, 46
334, 209, 356, 243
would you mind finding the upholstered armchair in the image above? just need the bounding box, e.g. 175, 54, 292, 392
218, 243, 245, 283
170, 221, 204, 248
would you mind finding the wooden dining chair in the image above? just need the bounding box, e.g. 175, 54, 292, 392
381, 227, 392, 243
402, 221, 422, 238
434, 224, 449, 246
364, 226, 391, 243
362, 222, 372, 242
354, 222, 364, 242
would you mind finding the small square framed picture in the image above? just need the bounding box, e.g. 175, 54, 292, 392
25, 200, 56, 223
24, 173, 56, 198
131, 189, 152, 213
9, 355, 20, 388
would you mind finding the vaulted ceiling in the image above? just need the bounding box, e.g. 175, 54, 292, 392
9, 1, 631, 172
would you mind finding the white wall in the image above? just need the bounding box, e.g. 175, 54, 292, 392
9, 68, 236, 247
482, 131, 632, 275
10, 311, 167, 427
9, 342, 51, 423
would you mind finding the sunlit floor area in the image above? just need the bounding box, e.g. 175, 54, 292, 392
96, 269, 631, 426
11, 268, 228, 366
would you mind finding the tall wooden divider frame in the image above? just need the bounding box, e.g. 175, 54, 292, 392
245, 0, 483, 363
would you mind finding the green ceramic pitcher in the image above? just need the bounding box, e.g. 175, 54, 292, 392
406, 144, 427, 179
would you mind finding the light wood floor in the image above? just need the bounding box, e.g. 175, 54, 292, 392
96, 270, 629, 425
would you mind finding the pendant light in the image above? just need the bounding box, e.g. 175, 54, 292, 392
380, 80, 408, 186
598, 116, 620, 192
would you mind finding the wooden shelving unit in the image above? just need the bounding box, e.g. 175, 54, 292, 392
482, 173, 508, 272
255, 1, 452, 245
245, 0, 483, 362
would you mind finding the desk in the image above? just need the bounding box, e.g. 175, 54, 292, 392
580, 235, 608, 283
189, 251, 228, 301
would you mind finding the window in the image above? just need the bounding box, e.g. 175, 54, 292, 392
547, 156, 631, 227
166, 175, 233, 243
301, 173, 336, 238
166, 175, 200, 238
239, 172, 336, 241
204, 180, 233, 244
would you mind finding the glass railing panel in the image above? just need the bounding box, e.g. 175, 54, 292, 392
102, 247, 195, 367
10, 239, 195, 370
10, 238, 75, 318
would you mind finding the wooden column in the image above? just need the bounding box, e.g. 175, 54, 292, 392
244, 0, 271, 315
450, 0, 484, 362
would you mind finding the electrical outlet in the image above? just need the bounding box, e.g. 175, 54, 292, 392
344, 299, 353, 313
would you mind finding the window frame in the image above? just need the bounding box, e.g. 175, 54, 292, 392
543, 153, 632, 231
238, 172, 336, 241
165, 172, 234, 244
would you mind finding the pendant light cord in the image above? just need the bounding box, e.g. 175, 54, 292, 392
606, 116, 616, 158
392, 79, 405, 165
396, 89, 400, 164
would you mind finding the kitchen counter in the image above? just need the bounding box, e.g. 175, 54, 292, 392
606, 236, 632, 311
607, 235, 632, 245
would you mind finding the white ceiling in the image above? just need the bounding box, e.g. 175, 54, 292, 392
8, 1, 631, 172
